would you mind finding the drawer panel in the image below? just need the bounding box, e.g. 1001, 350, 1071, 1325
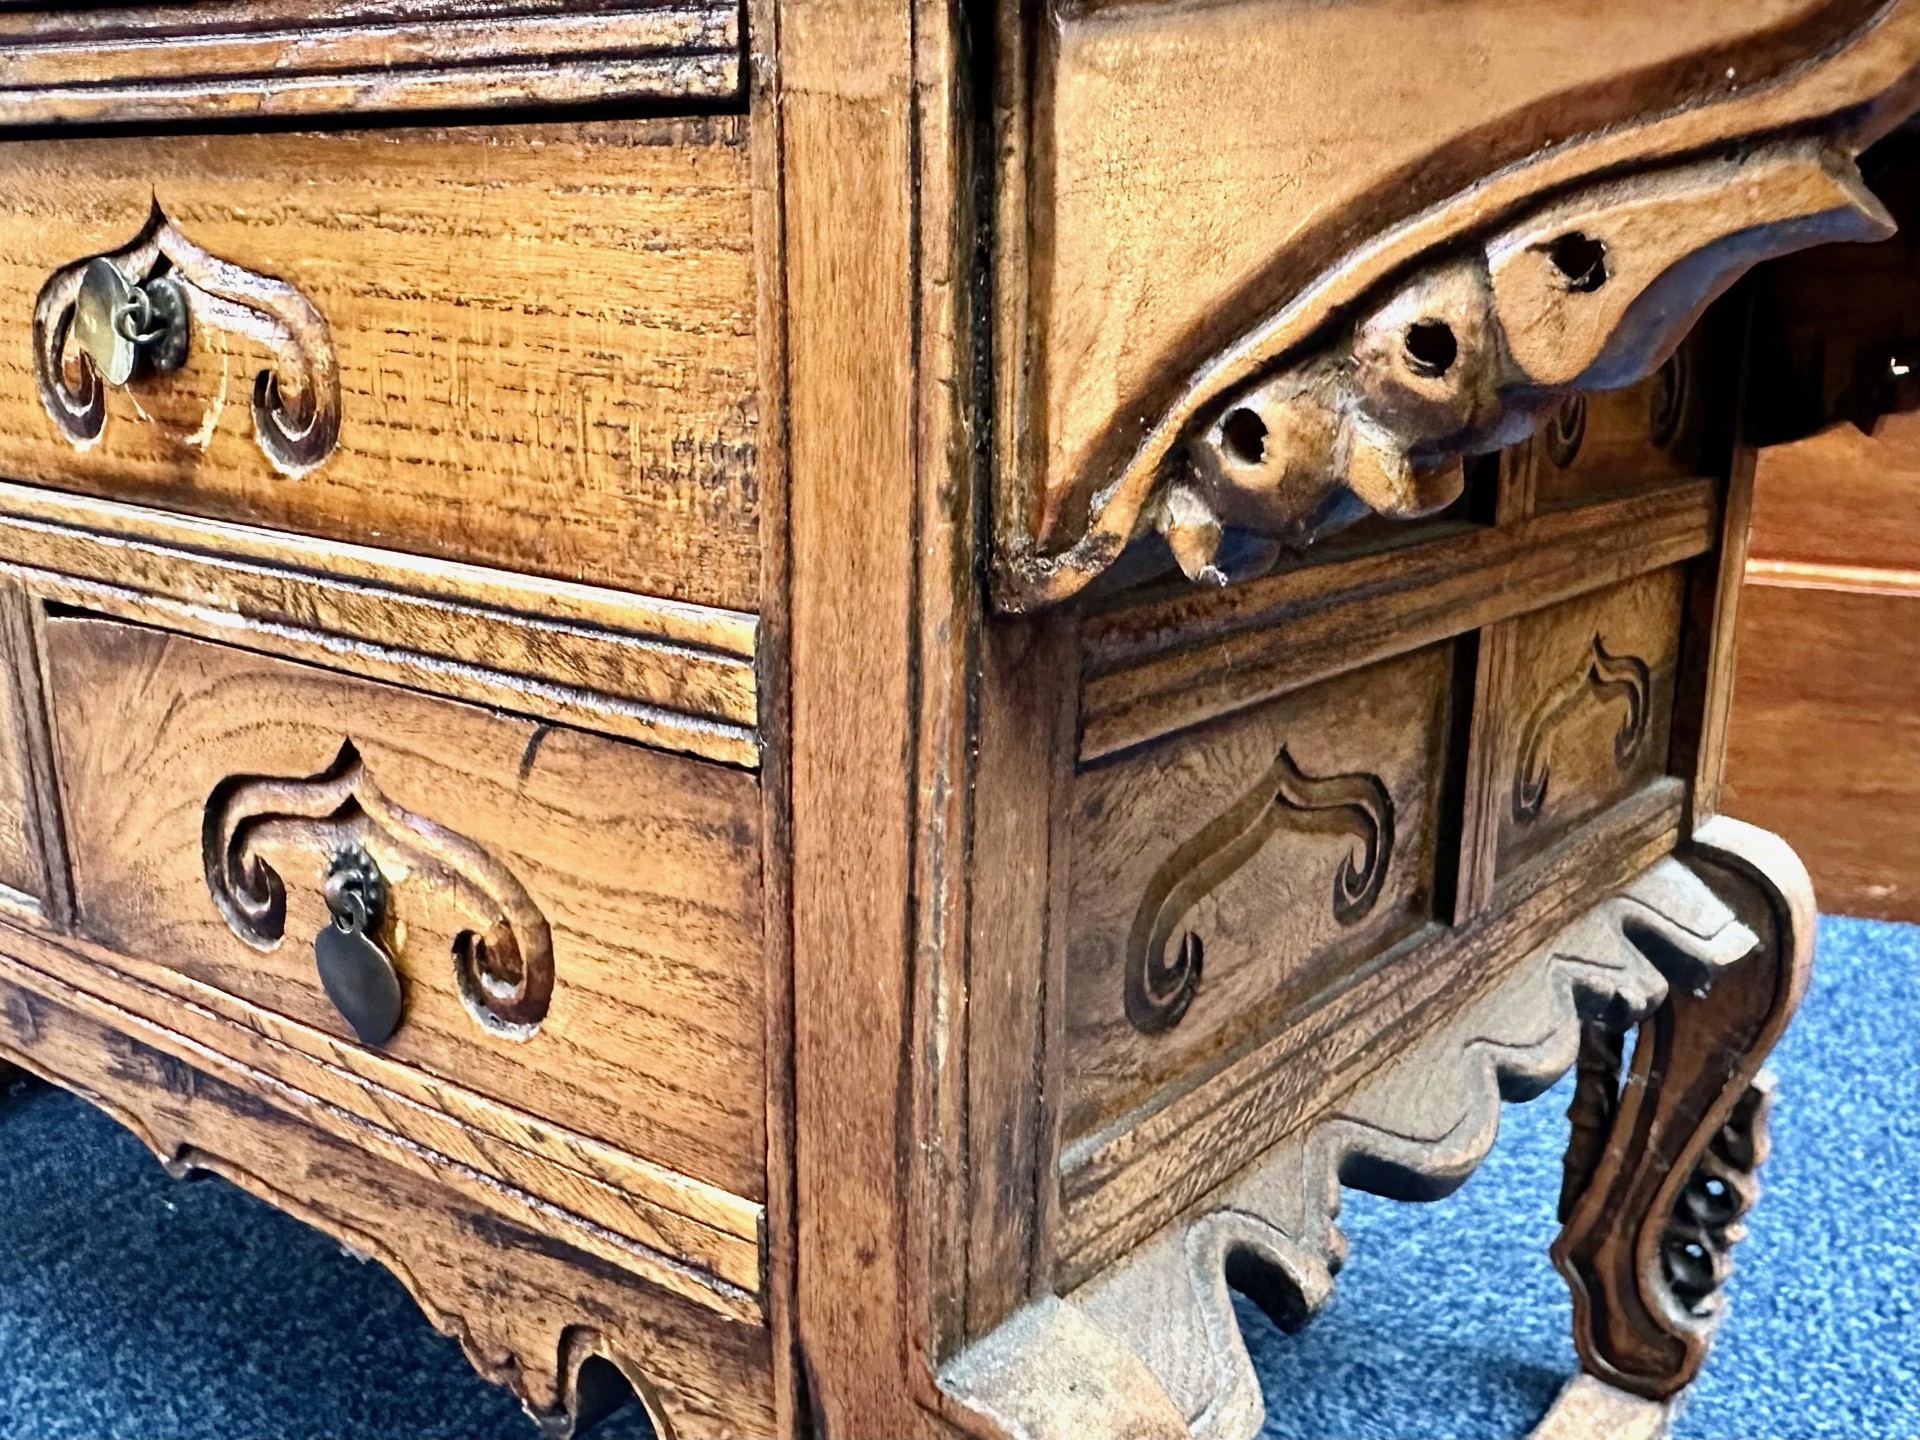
0, 119, 759, 612
0, 4, 742, 125
43, 614, 765, 1200
1064, 643, 1464, 1143
1495, 566, 1684, 875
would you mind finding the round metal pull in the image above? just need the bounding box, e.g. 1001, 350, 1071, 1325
70, 257, 190, 387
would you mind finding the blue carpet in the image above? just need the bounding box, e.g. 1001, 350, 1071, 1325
1, 915, 1914, 1439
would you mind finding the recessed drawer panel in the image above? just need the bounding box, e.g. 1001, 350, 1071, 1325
1495, 566, 1684, 875
43, 614, 765, 1201
0, 119, 759, 612
1064, 643, 1464, 1144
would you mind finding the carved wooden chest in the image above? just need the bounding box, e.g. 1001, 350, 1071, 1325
0, 3, 1912, 1436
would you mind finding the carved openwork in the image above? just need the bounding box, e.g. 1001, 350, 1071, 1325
997, 139, 1898, 605
944, 851, 1770, 1440
34, 200, 340, 474
1513, 635, 1651, 825
1553, 819, 1815, 1401
203, 741, 554, 1038
1124, 745, 1393, 1034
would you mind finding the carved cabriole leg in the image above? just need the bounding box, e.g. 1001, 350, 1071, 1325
940, 855, 1762, 1440
1552, 816, 1815, 1400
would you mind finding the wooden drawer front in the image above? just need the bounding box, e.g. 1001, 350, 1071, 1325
43, 615, 765, 1202
1529, 334, 1709, 511
1064, 643, 1463, 1144
0, 119, 759, 612
0, 4, 742, 125
1495, 566, 1684, 876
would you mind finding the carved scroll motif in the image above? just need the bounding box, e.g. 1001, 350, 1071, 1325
998, 141, 1897, 604
944, 853, 1766, 1440
203, 741, 553, 1038
34, 200, 340, 475
1125, 746, 1393, 1034
1513, 635, 1650, 825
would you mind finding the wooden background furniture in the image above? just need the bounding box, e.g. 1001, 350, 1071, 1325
0, 4, 1913, 1437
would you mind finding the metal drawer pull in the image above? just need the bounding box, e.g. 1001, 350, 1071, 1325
35, 201, 340, 475
314, 846, 405, 1047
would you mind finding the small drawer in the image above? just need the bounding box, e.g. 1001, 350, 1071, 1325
42, 614, 766, 1201
1495, 566, 1685, 876
1064, 642, 1464, 1143
0, 119, 759, 612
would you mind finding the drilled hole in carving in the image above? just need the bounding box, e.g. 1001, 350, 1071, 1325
1403, 320, 1457, 378
1220, 407, 1268, 465
1546, 232, 1609, 292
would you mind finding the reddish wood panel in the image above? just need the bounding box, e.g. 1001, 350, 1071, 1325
1725, 581, 1920, 921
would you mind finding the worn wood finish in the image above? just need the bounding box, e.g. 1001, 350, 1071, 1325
0, 973, 776, 1439
43, 615, 768, 1205
990, 0, 1920, 607
1065, 644, 1460, 1143
0, 2, 743, 126
0, 2, 1908, 1434
1495, 567, 1684, 874
0, 481, 759, 766
1079, 480, 1715, 763
0, 120, 759, 612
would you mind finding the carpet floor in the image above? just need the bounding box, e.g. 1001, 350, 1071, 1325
0, 914, 1913, 1440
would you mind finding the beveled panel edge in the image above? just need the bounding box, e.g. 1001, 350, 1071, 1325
0, 481, 760, 767
0, 5, 743, 128
1053, 776, 1686, 1287
0, 919, 767, 1323
1078, 479, 1716, 765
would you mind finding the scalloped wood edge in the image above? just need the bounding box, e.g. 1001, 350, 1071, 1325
993, 0, 1920, 609
940, 853, 1760, 1440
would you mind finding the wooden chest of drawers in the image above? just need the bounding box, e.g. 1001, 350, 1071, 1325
0, 3, 1911, 1437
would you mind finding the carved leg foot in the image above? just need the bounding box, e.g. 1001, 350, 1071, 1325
1552, 816, 1815, 1399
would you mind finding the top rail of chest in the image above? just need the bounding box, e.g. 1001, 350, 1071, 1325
0, 2, 744, 126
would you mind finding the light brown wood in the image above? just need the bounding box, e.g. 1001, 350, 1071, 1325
42, 615, 767, 1204
0, 480, 759, 766
0, 120, 760, 612
1529, 1375, 1676, 1440
0, 5, 1909, 1436
0, 3, 742, 125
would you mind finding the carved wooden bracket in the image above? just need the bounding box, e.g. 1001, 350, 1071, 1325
1125, 745, 1393, 1034
34, 200, 340, 475
1514, 635, 1651, 825
996, 138, 1903, 604
942, 849, 1769, 1440
203, 741, 554, 1039
1553, 818, 1814, 1400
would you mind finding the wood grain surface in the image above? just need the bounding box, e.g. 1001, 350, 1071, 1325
1495, 566, 1685, 875
43, 615, 768, 1201
0, 581, 55, 916
0, 2, 743, 125
0, 120, 760, 612
1065, 644, 1460, 1144
1725, 581, 1920, 921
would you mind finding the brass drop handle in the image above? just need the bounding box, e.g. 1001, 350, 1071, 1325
314, 846, 405, 1047
69, 256, 191, 387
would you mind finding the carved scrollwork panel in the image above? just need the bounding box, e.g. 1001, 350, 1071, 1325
204, 740, 554, 1039
33, 200, 340, 475
993, 0, 1920, 613
1513, 634, 1652, 826
1125, 745, 1393, 1034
